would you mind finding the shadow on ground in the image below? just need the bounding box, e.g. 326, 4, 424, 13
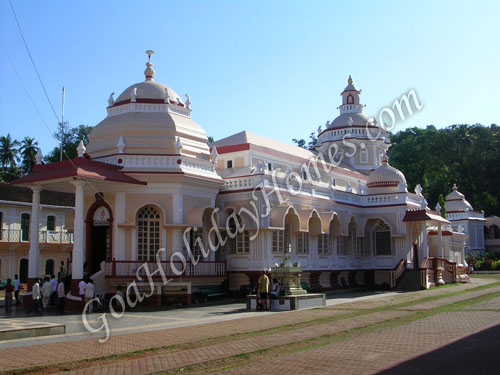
377, 324, 500, 374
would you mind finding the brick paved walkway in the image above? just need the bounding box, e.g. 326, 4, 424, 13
222, 311, 500, 375
0, 278, 498, 374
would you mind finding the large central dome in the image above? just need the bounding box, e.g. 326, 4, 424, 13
85, 51, 211, 162
115, 80, 185, 105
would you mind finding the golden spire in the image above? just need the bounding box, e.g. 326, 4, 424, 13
348, 75, 353, 85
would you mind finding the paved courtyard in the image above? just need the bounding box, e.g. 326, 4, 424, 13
0, 275, 499, 374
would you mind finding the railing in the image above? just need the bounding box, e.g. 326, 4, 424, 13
105, 259, 227, 279
420, 257, 458, 287
389, 258, 406, 288
0, 229, 74, 244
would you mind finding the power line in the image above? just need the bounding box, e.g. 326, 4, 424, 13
8, 0, 61, 125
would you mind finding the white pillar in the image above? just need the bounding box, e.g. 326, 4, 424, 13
28, 185, 41, 279
70, 180, 86, 280
438, 223, 444, 258
172, 193, 184, 257
113, 192, 125, 260
422, 222, 429, 259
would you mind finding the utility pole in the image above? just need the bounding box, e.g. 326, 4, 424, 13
60, 86, 65, 162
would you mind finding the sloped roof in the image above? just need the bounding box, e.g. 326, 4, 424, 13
11, 157, 146, 186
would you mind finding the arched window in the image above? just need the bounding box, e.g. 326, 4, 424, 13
347, 94, 354, 104
47, 215, 56, 231
136, 205, 161, 261
45, 259, 55, 276
374, 221, 392, 255
484, 225, 490, 239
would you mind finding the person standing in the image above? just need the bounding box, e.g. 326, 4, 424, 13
57, 279, 66, 314
257, 270, 270, 311
14, 274, 21, 305
50, 274, 58, 306
78, 279, 87, 301
5, 278, 13, 313
84, 279, 95, 313
31, 278, 42, 314
41, 277, 51, 310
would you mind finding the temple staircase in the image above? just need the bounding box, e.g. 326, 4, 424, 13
396, 270, 422, 291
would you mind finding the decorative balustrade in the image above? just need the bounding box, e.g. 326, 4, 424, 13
0, 229, 73, 244
105, 259, 226, 278
389, 258, 406, 288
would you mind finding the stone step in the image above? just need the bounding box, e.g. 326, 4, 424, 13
0, 319, 65, 341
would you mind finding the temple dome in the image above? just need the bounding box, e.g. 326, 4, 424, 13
367, 159, 406, 193
445, 184, 474, 212
115, 80, 184, 105
327, 112, 373, 129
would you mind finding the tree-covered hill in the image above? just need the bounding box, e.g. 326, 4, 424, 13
389, 124, 499, 216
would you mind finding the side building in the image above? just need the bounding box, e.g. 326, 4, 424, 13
0, 183, 74, 283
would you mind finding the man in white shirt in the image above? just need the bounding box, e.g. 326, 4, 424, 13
78, 279, 87, 301
14, 274, 21, 305
41, 277, 52, 309
57, 280, 66, 314
50, 274, 58, 306
84, 280, 95, 313
31, 278, 42, 314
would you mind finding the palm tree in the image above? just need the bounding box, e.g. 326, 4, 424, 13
0, 134, 20, 168
19, 136, 38, 174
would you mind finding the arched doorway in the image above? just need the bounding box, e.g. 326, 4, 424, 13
45, 259, 55, 276
86, 201, 113, 276
19, 258, 28, 283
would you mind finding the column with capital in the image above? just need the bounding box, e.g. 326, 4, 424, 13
70, 179, 86, 297
27, 185, 42, 293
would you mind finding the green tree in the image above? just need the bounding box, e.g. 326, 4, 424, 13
19, 136, 38, 174
45, 124, 92, 163
0, 133, 20, 167
292, 132, 318, 152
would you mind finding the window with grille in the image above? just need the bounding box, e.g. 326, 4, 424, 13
272, 230, 284, 253
189, 227, 204, 258
137, 206, 161, 261
297, 232, 309, 254
374, 222, 392, 255
236, 230, 250, 253
337, 236, 344, 255
317, 234, 329, 255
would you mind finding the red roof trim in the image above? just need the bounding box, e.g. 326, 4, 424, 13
367, 181, 399, 188
215, 144, 251, 154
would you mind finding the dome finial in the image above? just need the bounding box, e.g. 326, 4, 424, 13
144, 50, 155, 81
452, 183, 458, 191
348, 75, 353, 85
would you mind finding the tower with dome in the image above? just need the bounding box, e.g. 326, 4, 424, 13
9, 54, 472, 309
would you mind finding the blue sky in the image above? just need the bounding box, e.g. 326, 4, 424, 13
1, 0, 499, 153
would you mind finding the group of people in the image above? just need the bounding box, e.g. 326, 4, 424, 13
78, 277, 95, 312
28, 275, 67, 314
256, 271, 280, 311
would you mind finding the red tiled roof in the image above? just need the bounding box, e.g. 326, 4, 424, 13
402, 209, 450, 224
11, 157, 146, 186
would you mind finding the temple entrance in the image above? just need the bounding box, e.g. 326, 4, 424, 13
19, 258, 28, 283
413, 243, 419, 268
87, 204, 112, 276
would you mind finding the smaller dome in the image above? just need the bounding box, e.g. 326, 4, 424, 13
446, 184, 473, 212
328, 112, 373, 129
367, 160, 406, 190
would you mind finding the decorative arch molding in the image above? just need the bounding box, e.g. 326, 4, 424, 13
131, 202, 165, 224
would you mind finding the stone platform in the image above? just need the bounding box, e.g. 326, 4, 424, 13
247, 293, 326, 311
0, 318, 65, 341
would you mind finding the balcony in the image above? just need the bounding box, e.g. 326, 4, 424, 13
0, 229, 74, 244
105, 259, 226, 279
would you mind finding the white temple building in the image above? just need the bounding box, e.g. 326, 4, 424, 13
8, 52, 471, 306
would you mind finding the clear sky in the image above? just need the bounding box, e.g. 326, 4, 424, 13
1, 0, 499, 154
